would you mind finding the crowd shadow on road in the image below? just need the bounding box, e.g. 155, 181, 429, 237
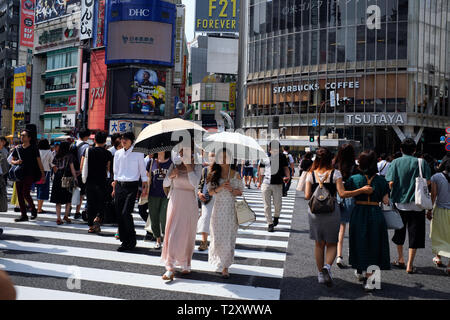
280, 276, 450, 300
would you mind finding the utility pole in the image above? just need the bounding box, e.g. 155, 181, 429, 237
317, 100, 329, 148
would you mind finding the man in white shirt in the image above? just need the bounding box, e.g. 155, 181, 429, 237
377, 153, 390, 177
112, 132, 148, 252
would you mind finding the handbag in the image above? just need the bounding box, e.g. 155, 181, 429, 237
231, 169, 256, 228
296, 171, 307, 191
61, 157, 75, 189
71, 187, 81, 206
8, 147, 25, 182
81, 147, 89, 184
382, 203, 404, 230
415, 158, 433, 210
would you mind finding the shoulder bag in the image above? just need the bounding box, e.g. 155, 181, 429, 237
415, 158, 433, 210
382, 202, 404, 230
61, 157, 75, 189
308, 170, 335, 214
232, 170, 256, 228
8, 147, 25, 182
81, 147, 89, 184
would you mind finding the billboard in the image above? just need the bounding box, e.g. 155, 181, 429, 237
35, 0, 80, 24
107, 21, 173, 65
195, 0, 240, 33
110, 68, 166, 117
80, 0, 95, 40
174, 5, 185, 84
105, 0, 176, 66
207, 37, 238, 74
20, 0, 35, 48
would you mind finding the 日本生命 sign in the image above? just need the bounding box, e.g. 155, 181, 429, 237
345, 113, 407, 126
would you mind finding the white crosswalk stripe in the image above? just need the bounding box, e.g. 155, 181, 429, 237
0, 183, 297, 300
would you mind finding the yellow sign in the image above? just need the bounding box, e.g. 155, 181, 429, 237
12, 67, 27, 134
195, 0, 239, 32
229, 82, 236, 110
201, 102, 215, 110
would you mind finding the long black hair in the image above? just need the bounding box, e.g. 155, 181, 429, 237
334, 144, 356, 180
55, 141, 71, 159
443, 160, 450, 184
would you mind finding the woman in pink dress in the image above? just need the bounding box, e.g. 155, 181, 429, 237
161, 150, 201, 281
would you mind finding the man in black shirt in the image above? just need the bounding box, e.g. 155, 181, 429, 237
258, 141, 290, 232
80, 131, 112, 233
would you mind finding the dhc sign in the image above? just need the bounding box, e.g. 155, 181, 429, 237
129, 8, 150, 17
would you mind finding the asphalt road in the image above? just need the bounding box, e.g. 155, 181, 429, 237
280, 189, 450, 300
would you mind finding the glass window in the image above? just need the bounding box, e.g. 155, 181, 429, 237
356, 0, 367, 25
336, 26, 345, 62
310, 30, 318, 65
294, 0, 302, 30
320, 29, 327, 64
279, 0, 287, 31
287, 0, 294, 31
273, 36, 280, 69
319, 0, 327, 28
259, 1, 267, 35
328, 0, 337, 27
261, 39, 267, 71
302, 31, 310, 65
302, 0, 310, 30
287, 34, 294, 67
366, 28, 376, 60
328, 29, 336, 63
398, 0, 408, 21
376, 23, 386, 60
267, 38, 273, 70
343, 0, 356, 25
356, 25, 366, 61
266, 0, 272, 33
255, 40, 261, 71
386, 0, 398, 21
346, 26, 356, 62
387, 22, 397, 59
280, 36, 286, 68
397, 22, 407, 59
253, 3, 260, 35
295, 33, 301, 66
272, 0, 279, 31
311, 0, 319, 29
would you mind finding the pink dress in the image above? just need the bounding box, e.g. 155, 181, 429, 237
161, 165, 201, 271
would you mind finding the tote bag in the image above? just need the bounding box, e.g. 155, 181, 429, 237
415, 158, 433, 210
229, 170, 256, 228
296, 171, 307, 192
382, 203, 404, 230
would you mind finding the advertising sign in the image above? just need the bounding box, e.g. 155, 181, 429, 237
35, 0, 80, 24
61, 113, 76, 128
174, 5, 185, 84
80, 0, 94, 40
130, 69, 166, 116
345, 113, 407, 126
13, 67, 27, 116
20, 0, 35, 48
109, 120, 133, 135
195, 0, 240, 33
229, 82, 236, 111
105, 0, 176, 66
44, 95, 76, 113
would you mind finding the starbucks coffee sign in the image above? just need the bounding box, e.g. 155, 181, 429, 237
273, 81, 360, 94
345, 113, 407, 126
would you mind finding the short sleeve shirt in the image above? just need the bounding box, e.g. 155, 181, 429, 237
431, 172, 450, 209
263, 153, 289, 185
87, 147, 113, 185
12, 145, 40, 177
385, 155, 431, 204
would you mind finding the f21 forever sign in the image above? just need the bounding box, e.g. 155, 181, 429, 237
196, 0, 239, 33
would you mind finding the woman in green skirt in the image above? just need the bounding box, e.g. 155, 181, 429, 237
346, 151, 391, 291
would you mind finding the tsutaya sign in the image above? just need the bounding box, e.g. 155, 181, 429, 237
273, 81, 360, 94
345, 113, 407, 126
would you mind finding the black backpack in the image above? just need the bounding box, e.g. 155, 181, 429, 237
308, 170, 336, 214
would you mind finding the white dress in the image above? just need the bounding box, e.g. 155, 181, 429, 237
208, 171, 244, 270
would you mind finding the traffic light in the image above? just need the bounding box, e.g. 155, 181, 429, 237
309, 135, 315, 143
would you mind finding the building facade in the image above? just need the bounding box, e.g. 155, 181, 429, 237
241, 0, 450, 157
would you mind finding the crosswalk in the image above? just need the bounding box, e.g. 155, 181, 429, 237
0, 183, 297, 300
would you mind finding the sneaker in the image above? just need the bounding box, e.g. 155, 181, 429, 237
198, 241, 208, 251
268, 224, 274, 232
322, 265, 333, 287
273, 217, 279, 227
14, 216, 29, 222
81, 211, 88, 222
14, 207, 21, 213
154, 242, 162, 250
337, 256, 347, 269
318, 272, 325, 284
74, 212, 81, 220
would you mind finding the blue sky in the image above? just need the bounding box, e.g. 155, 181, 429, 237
182, 0, 196, 42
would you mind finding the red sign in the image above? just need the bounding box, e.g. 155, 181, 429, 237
16, 91, 24, 104
446, 127, 450, 134
20, 0, 35, 48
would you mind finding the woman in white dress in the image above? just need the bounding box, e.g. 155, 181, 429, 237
197, 152, 216, 251
207, 149, 243, 279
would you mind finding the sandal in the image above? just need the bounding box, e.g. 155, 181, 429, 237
407, 266, 417, 274
56, 219, 63, 225
162, 271, 174, 281
63, 216, 72, 224
392, 260, 406, 269
88, 227, 96, 233
433, 257, 445, 268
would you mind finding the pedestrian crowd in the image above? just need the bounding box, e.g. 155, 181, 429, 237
0, 129, 448, 290
298, 139, 450, 290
